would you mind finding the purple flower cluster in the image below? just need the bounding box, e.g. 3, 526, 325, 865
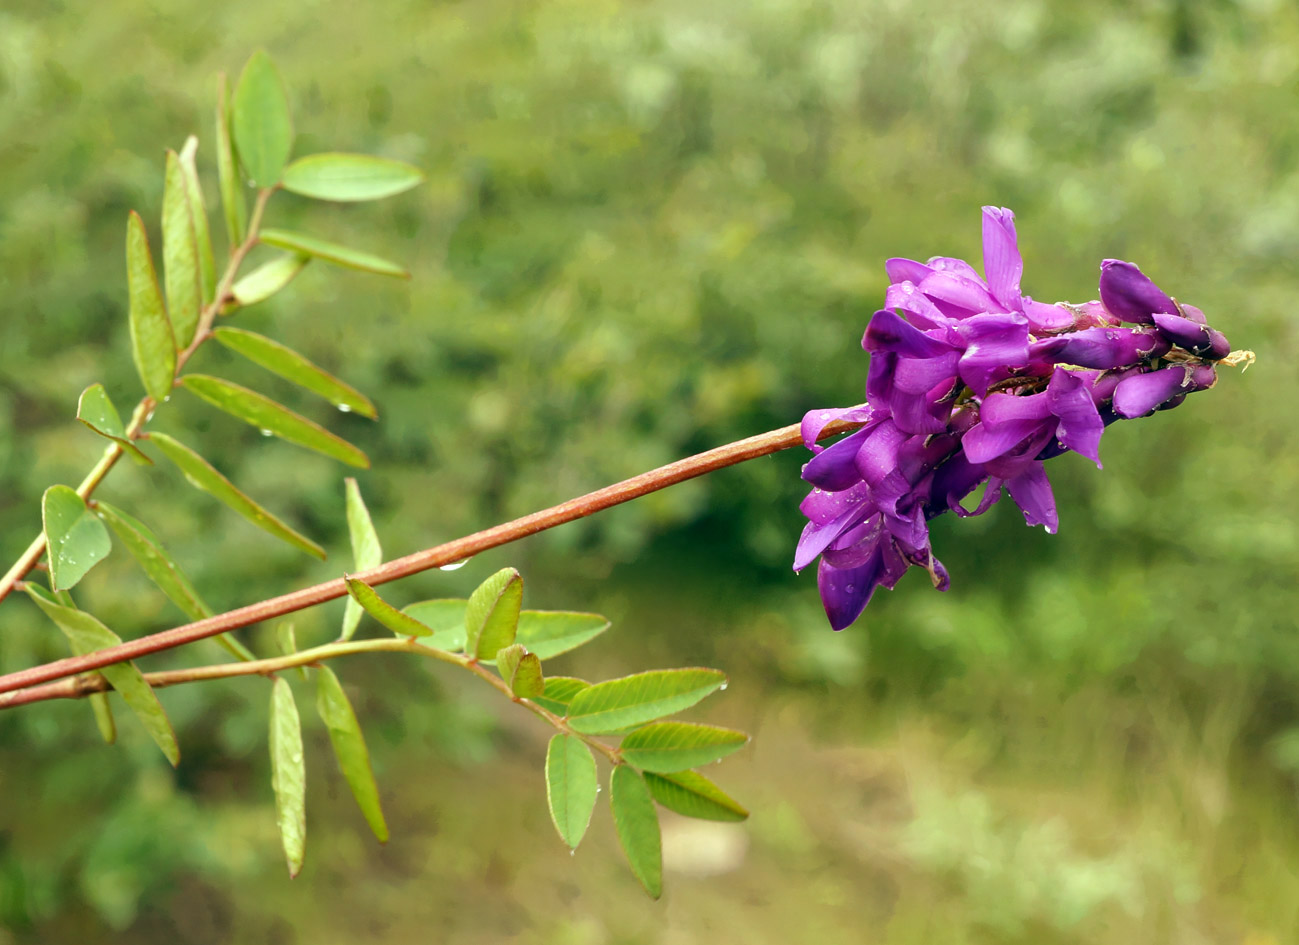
796, 207, 1233, 631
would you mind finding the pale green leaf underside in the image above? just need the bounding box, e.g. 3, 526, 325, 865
213, 327, 376, 418
125, 211, 176, 401
545, 734, 597, 850
231, 50, 293, 188
643, 770, 749, 822
610, 766, 662, 899
162, 149, 201, 349
282, 152, 425, 202
269, 677, 307, 877
216, 73, 246, 246
178, 135, 217, 303
345, 578, 432, 637
316, 666, 389, 843
42, 485, 112, 592
340, 478, 383, 640
229, 253, 309, 307
464, 568, 522, 661
259, 228, 408, 278
76, 384, 151, 464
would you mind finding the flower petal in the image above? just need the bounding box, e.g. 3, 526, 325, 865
1043, 326, 1170, 369
885, 257, 933, 285
1098, 259, 1177, 324
801, 405, 874, 452
864, 309, 955, 359
1047, 369, 1103, 467
918, 270, 1002, 318
962, 417, 1049, 465
802, 423, 875, 490
981, 206, 1023, 310
1022, 298, 1076, 332
1112, 366, 1190, 418
1006, 463, 1058, 533
885, 281, 954, 330
817, 555, 885, 631
957, 313, 1030, 395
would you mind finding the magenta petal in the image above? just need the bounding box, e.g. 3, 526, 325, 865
864, 309, 957, 360
1022, 298, 1076, 332
962, 417, 1049, 464
957, 313, 1030, 395
854, 420, 909, 486
1047, 370, 1103, 467
1098, 259, 1177, 324
1152, 312, 1214, 355
885, 281, 955, 330
885, 257, 933, 285
927, 256, 983, 280
1178, 303, 1208, 325
894, 350, 961, 394
1047, 326, 1171, 369
802, 424, 874, 490
1112, 366, 1190, 418
801, 404, 874, 451
980, 389, 1052, 425
981, 206, 1023, 310
918, 270, 1002, 317
794, 501, 873, 572
800, 481, 872, 525
1006, 463, 1058, 533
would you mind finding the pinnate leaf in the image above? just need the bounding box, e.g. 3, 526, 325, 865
402, 599, 467, 651
178, 136, 217, 303
316, 666, 389, 843
126, 211, 176, 401
532, 676, 590, 714
229, 253, 310, 307
511, 653, 544, 698
214, 327, 376, 418
94, 500, 253, 662
232, 50, 292, 188
464, 568, 522, 660
619, 722, 748, 773
42, 485, 111, 592
344, 578, 432, 638
149, 432, 325, 559
269, 677, 307, 877
89, 692, 117, 745
643, 771, 749, 822
259, 229, 408, 278
610, 766, 662, 899
340, 479, 382, 641
23, 584, 180, 766
180, 374, 369, 468
216, 73, 246, 246
545, 734, 597, 850
565, 669, 727, 735
282, 152, 424, 202
162, 150, 201, 348
515, 611, 610, 660
76, 384, 151, 465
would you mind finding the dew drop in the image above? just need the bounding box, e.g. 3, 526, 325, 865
845, 584, 855, 593
259, 428, 274, 437
719, 682, 728, 691
569, 849, 576, 857
337, 403, 353, 414
439, 558, 471, 571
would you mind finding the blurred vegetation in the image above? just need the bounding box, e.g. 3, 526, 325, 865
2, 0, 1298, 941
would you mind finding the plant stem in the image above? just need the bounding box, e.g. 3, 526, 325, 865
0, 416, 861, 699
0, 634, 621, 762
0, 188, 275, 608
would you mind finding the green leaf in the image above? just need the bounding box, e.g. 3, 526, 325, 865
213, 327, 376, 419
42, 485, 112, 592
149, 432, 325, 559
533, 676, 589, 715
340, 479, 382, 641
565, 669, 727, 735
402, 599, 467, 651
610, 766, 662, 899
231, 50, 292, 188
316, 666, 389, 843
89, 692, 117, 745
344, 578, 432, 637
511, 653, 544, 698
180, 374, 369, 469
178, 136, 217, 304
619, 722, 748, 773
495, 643, 526, 684
125, 211, 176, 401
94, 500, 254, 662
643, 771, 749, 822
23, 585, 180, 766
464, 568, 522, 661
228, 253, 310, 307
216, 73, 246, 246
162, 150, 201, 348
545, 734, 597, 850
515, 611, 610, 660
259, 229, 408, 278
76, 384, 151, 465
282, 152, 425, 202
268, 677, 307, 877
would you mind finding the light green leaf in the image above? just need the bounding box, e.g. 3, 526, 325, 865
23, 584, 180, 766
149, 432, 325, 559
268, 677, 306, 877
464, 568, 522, 661
89, 692, 117, 745
511, 653, 544, 698
76, 384, 151, 465
495, 643, 526, 685
126, 211, 176, 401
565, 669, 727, 735
532, 676, 590, 715
214, 327, 376, 418
216, 73, 246, 247
340, 479, 382, 641
316, 666, 389, 843
515, 611, 610, 660
619, 722, 748, 773
258, 229, 408, 278
545, 734, 597, 850
610, 766, 662, 899
232, 50, 292, 188
643, 771, 749, 822
94, 500, 253, 662
42, 485, 111, 592
282, 152, 425, 202
344, 578, 432, 637
180, 374, 369, 468
228, 253, 310, 307
402, 599, 467, 651
162, 150, 201, 348
178, 136, 217, 303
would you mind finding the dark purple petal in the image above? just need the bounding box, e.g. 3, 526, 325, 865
794, 501, 873, 572
854, 420, 909, 486
929, 454, 993, 515
802, 424, 875, 490
1043, 326, 1171, 369
801, 405, 874, 452
1206, 330, 1231, 360
962, 417, 1051, 465
866, 351, 896, 406
1112, 366, 1191, 418
864, 309, 957, 359
890, 381, 954, 436
984, 424, 1056, 480
1047, 369, 1103, 467
980, 389, 1052, 425
1022, 298, 1076, 332
885, 257, 933, 285
1098, 259, 1177, 324
894, 350, 961, 395
956, 313, 1030, 396
1006, 463, 1058, 533
981, 206, 1023, 311
1152, 312, 1218, 356
818, 556, 886, 631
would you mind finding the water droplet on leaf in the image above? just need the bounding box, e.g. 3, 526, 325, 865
439, 558, 470, 571
337, 403, 352, 413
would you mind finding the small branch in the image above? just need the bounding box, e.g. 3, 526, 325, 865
0, 189, 276, 608
0, 416, 862, 698
0, 634, 621, 761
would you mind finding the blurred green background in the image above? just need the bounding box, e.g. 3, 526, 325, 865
1, 0, 1297, 941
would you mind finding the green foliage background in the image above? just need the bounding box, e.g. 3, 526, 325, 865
2, 0, 1297, 941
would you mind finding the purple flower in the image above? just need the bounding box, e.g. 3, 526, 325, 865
796, 207, 1237, 631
